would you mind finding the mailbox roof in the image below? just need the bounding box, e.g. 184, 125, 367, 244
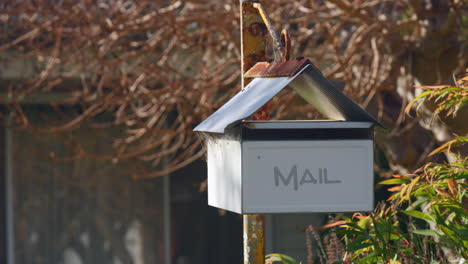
194, 63, 382, 134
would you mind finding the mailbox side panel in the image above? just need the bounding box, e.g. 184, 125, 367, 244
207, 137, 242, 214
241, 140, 374, 213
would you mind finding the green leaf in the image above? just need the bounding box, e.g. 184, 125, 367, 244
344, 221, 366, 231
371, 217, 387, 244
406, 197, 429, 210
266, 254, 300, 264
390, 233, 401, 240
406, 90, 433, 115
413, 185, 435, 197
354, 252, 381, 263
347, 242, 373, 252
334, 229, 364, 236
440, 226, 459, 244
453, 228, 468, 241
402, 210, 435, 223
357, 217, 371, 229
379, 178, 411, 185
411, 229, 442, 237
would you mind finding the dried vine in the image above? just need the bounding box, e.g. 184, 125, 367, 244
0, 0, 465, 177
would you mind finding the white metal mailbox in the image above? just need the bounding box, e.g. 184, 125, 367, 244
194, 60, 382, 214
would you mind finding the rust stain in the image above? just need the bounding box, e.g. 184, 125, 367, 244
241, 1, 267, 88
243, 214, 265, 264
244, 57, 311, 78
248, 22, 268, 36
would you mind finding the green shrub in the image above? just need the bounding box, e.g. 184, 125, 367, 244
336, 78, 468, 264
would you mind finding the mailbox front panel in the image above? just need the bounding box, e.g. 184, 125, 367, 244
242, 140, 373, 213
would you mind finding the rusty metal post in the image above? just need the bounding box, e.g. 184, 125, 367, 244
241, 1, 267, 264
243, 214, 265, 264
241, 0, 267, 88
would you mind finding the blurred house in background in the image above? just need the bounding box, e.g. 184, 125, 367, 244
0, 106, 324, 264
0, 106, 243, 264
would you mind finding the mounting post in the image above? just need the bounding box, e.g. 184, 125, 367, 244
240, 1, 267, 263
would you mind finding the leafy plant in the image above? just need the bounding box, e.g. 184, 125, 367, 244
384, 147, 468, 260
335, 206, 433, 263
336, 145, 467, 263
334, 73, 468, 263
266, 253, 301, 264
406, 85, 468, 118
406, 74, 468, 119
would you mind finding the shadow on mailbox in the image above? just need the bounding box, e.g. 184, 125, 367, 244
194, 58, 383, 214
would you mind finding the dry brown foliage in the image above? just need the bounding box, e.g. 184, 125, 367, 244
0, 0, 466, 177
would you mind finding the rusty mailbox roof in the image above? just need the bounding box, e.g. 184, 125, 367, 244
194, 61, 382, 134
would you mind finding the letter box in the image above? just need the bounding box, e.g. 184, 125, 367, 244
194, 60, 382, 214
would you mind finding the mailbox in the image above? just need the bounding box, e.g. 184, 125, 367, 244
194, 59, 382, 214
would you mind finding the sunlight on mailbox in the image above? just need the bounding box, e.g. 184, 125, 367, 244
194, 58, 383, 214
